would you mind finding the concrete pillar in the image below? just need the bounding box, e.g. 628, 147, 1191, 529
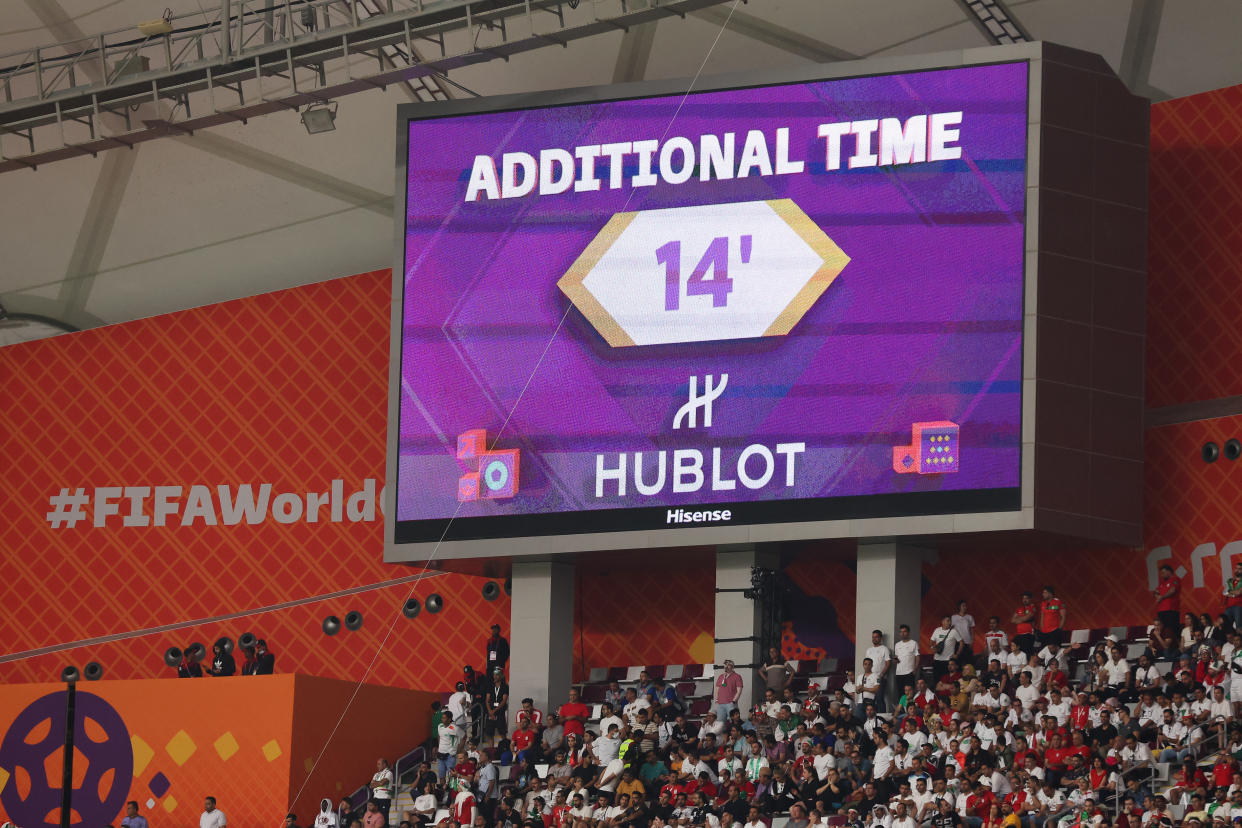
855, 541, 924, 697
509, 560, 574, 725
715, 545, 778, 716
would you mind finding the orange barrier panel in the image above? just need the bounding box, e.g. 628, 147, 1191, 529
0, 674, 432, 828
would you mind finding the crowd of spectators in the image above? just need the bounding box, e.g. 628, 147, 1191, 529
321, 569, 1242, 828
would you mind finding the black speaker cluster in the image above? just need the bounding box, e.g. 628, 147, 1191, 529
59, 661, 104, 683
162, 632, 258, 668
322, 611, 365, 636
1202, 438, 1242, 463
397, 592, 445, 623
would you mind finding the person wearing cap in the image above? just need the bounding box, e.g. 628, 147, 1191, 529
448, 681, 473, 734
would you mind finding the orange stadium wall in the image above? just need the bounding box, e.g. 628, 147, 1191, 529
4, 82, 1242, 696
0, 674, 429, 828
0, 271, 509, 691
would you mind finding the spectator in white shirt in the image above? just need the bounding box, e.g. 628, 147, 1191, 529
1004, 641, 1028, 679
1045, 689, 1071, 726
951, 601, 976, 654
982, 616, 1009, 654
1210, 685, 1233, 722
930, 617, 963, 683
200, 797, 226, 828
1036, 642, 1068, 673
861, 658, 883, 708
1157, 710, 1192, 763
1014, 672, 1039, 710
622, 688, 650, 725
866, 630, 893, 712
893, 624, 920, 706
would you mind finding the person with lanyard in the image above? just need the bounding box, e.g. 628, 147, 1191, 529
485, 624, 510, 677
484, 667, 509, 746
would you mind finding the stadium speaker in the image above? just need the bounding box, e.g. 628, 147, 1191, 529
322, 615, 342, 636
1203, 442, 1221, 463
344, 611, 364, 632
402, 598, 421, 619
84, 661, 104, 681
163, 647, 183, 668
426, 593, 444, 614
60, 666, 80, 683
186, 642, 207, 663
482, 581, 501, 601
503, 577, 511, 596
216, 636, 235, 654
1227, 439, 1242, 461
238, 631, 257, 650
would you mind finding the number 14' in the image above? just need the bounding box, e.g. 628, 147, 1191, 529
657, 234, 752, 311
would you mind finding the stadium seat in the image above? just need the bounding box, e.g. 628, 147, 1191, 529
682, 664, 704, 679
1127, 625, 1149, 641
1069, 629, 1090, 645
1109, 625, 1128, 641
823, 674, 847, 692
1088, 627, 1108, 644
625, 666, 644, 682
647, 665, 666, 678
608, 667, 628, 681
665, 665, 684, 681
588, 667, 609, 683
690, 698, 710, 716
583, 684, 606, 703
676, 682, 696, 698
820, 657, 838, 672
1126, 642, 1147, 660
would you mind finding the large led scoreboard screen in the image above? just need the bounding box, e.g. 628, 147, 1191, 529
390, 59, 1029, 552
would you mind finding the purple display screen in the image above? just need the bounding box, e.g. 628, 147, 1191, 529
395, 62, 1028, 544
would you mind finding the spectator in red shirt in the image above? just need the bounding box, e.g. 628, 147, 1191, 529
1037, 587, 1066, 649
1154, 564, 1182, 635
511, 717, 538, 762
1044, 734, 1069, 786
1212, 751, 1238, 789
1011, 592, 1037, 656
559, 688, 590, 740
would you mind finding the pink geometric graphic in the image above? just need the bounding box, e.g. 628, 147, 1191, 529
893, 421, 960, 475
457, 430, 520, 501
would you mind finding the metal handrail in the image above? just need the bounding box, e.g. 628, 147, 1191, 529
1107, 713, 1228, 813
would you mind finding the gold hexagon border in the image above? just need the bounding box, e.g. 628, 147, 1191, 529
557, 199, 849, 348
